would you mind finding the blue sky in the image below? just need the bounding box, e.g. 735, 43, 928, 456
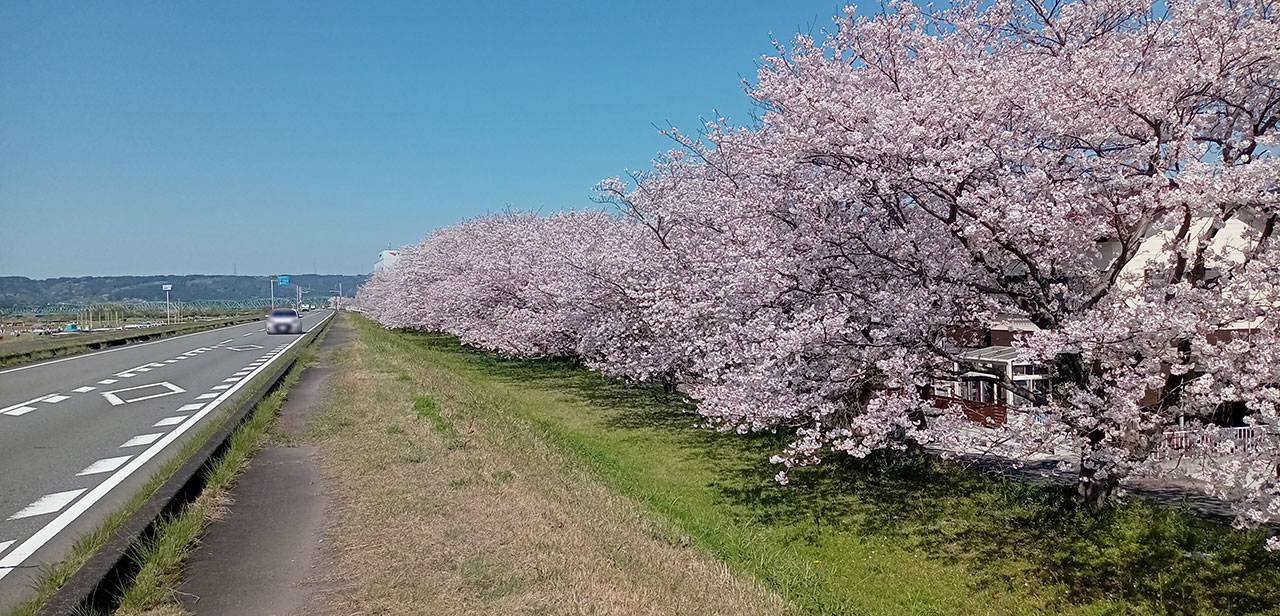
1, 1, 852, 278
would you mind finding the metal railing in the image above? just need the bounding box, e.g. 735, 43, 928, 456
1162, 425, 1271, 454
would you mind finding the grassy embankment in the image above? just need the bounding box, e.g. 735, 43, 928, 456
1, 322, 326, 616
0, 316, 259, 369
305, 314, 1278, 616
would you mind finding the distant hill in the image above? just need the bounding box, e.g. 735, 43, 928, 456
0, 274, 368, 306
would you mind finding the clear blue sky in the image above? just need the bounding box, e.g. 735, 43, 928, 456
1, 1, 852, 278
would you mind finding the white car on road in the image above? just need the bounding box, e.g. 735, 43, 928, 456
266, 308, 302, 334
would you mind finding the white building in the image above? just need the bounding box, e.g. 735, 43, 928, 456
374, 249, 401, 272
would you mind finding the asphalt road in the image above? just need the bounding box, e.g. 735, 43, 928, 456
0, 309, 332, 610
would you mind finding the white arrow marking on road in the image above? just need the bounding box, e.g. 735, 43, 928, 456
8, 490, 85, 520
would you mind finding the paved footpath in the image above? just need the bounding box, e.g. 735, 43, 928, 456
177, 318, 352, 615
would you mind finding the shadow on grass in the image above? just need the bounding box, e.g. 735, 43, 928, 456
396, 329, 1280, 615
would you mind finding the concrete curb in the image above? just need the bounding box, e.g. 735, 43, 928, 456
34, 315, 334, 615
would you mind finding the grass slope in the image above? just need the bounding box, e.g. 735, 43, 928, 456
346, 316, 1278, 616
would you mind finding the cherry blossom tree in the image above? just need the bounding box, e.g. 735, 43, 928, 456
730, 0, 1280, 515
361, 0, 1280, 530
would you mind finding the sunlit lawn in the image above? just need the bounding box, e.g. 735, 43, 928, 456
377, 321, 1280, 616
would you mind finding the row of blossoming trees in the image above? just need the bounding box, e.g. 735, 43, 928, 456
360, 0, 1280, 533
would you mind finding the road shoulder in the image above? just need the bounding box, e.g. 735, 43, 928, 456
175, 318, 352, 616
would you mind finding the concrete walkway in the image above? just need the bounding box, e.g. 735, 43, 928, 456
177, 318, 352, 615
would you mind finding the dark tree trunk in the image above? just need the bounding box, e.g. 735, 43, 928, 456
1076, 428, 1118, 506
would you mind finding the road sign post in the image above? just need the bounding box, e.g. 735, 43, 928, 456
162, 284, 173, 324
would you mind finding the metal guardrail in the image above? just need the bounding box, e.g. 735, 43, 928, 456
0, 299, 309, 318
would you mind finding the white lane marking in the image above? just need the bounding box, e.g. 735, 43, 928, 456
146, 363, 165, 368
175, 356, 188, 360
242, 333, 253, 337
77, 456, 132, 476
8, 490, 86, 520
211, 384, 231, 390
177, 403, 204, 412
0, 311, 330, 581
219, 339, 234, 344
222, 377, 241, 383
233, 371, 252, 377
42, 395, 69, 404
3, 406, 37, 416
97, 379, 118, 385
134, 368, 152, 373
72, 386, 96, 393
163, 359, 178, 364
0, 316, 279, 376
0, 541, 12, 556
153, 416, 187, 427
120, 433, 164, 448
0, 395, 51, 415
195, 393, 219, 400
101, 382, 186, 406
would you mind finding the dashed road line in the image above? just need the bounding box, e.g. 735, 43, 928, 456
43, 395, 69, 404
153, 416, 187, 427
9, 490, 85, 520
97, 379, 118, 385
1, 396, 50, 416
120, 433, 163, 448
77, 456, 132, 476
72, 386, 96, 393
177, 403, 205, 412
195, 393, 220, 400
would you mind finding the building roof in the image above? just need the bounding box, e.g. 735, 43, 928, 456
959, 345, 1022, 363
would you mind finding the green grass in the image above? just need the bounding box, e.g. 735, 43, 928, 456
356, 317, 1280, 616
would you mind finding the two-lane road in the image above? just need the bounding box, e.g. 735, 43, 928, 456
0, 309, 332, 608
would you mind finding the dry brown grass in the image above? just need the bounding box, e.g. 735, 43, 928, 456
302, 317, 794, 616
